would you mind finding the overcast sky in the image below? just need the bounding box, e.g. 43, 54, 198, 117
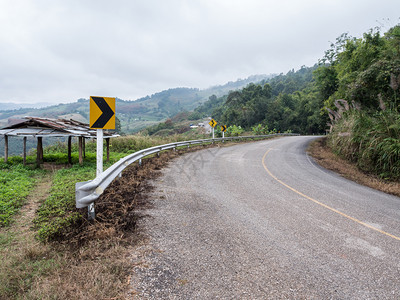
1, 0, 399, 104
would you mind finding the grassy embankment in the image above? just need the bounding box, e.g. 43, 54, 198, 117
327, 110, 400, 181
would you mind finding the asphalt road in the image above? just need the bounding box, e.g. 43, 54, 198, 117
131, 136, 400, 299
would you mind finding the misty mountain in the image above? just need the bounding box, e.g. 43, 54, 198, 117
0, 102, 54, 111
0, 74, 275, 134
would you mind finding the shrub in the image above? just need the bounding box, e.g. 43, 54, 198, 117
252, 124, 269, 135
226, 125, 244, 137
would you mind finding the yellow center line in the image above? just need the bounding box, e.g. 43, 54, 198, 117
262, 148, 400, 241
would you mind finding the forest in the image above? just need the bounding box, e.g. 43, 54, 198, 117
194, 65, 326, 134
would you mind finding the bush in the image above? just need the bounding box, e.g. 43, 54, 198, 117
252, 124, 269, 135
226, 125, 244, 137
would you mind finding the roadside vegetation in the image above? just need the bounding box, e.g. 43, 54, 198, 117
319, 25, 400, 181
328, 110, 400, 180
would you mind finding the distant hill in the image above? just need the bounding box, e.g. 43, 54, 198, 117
0, 74, 275, 135
0, 102, 54, 111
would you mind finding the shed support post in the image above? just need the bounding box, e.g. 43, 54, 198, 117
23, 137, 27, 166
68, 136, 72, 164
106, 138, 110, 163
78, 136, 83, 165
37, 137, 43, 165
4, 135, 8, 163
83, 137, 86, 158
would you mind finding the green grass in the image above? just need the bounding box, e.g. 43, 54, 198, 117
0, 163, 44, 226
33, 163, 96, 242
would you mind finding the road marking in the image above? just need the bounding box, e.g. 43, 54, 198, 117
262, 148, 400, 241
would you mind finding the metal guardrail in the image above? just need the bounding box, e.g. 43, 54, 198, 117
75, 133, 297, 209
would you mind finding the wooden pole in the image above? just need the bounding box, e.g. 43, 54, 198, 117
83, 137, 86, 158
68, 136, 72, 164
106, 138, 110, 163
78, 136, 83, 165
37, 137, 43, 165
23, 137, 27, 166
4, 135, 8, 163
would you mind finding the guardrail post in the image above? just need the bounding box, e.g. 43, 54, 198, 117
139, 158, 142, 166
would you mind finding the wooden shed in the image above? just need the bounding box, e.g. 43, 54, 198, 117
0, 117, 118, 165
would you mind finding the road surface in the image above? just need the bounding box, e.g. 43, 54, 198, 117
131, 136, 400, 299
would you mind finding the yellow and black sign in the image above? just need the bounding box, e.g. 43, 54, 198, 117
90, 96, 116, 129
209, 119, 217, 128
220, 125, 227, 132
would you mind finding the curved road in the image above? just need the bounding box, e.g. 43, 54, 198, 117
131, 136, 400, 299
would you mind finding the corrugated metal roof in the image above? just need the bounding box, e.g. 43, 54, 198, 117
0, 128, 71, 137
0, 117, 118, 138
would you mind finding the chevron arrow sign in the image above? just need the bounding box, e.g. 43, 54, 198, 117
90, 96, 116, 129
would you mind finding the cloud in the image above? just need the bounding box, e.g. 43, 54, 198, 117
0, 0, 399, 103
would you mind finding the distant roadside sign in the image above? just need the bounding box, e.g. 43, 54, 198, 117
90, 96, 116, 129
209, 119, 217, 128
221, 125, 227, 132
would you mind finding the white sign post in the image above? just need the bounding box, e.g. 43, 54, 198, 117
96, 129, 103, 176
88, 96, 115, 220
88, 128, 104, 219
209, 119, 217, 139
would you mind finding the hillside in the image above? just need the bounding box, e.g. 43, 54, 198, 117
192, 65, 328, 135
0, 102, 54, 110
0, 74, 274, 134
0, 74, 274, 156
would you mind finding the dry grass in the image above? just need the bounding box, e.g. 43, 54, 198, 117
308, 137, 400, 197
25, 240, 132, 300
